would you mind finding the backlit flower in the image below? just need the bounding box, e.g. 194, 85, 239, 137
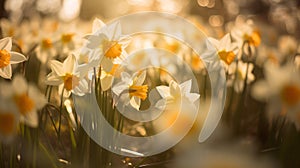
85, 19, 130, 72
202, 34, 238, 67
45, 54, 89, 97
112, 71, 148, 110
154, 80, 200, 135
0, 97, 19, 141
36, 37, 57, 64
0, 75, 46, 127
232, 20, 261, 48
252, 63, 300, 128
0, 37, 27, 79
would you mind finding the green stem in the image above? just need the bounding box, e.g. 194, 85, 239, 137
58, 89, 65, 139
10, 145, 14, 168
48, 86, 53, 102
39, 142, 58, 168
0, 144, 2, 166
46, 106, 59, 137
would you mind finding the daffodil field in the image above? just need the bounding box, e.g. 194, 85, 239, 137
0, 0, 300, 167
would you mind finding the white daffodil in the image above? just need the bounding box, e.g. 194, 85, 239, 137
156, 80, 200, 105
154, 80, 200, 135
228, 61, 255, 93
202, 34, 239, 67
55, 32, 76, 56
0, 97, 19, 141
0, 37, 27, 79
112, 71, 148, 110
85, 18, 130, 72
54, 23, 81, 57
0, 19, 18, 37
252, 63, 300, 128
45, 54, 89, 97
231, 20, 261, 56
36, 36, 57, 64
278, 35, 298, 57
231, 20, 261, 48
256, 45, 281, 67
0, 75, 46, 128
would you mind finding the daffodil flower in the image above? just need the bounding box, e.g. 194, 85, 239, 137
55, 32, 76, 56
252, 63, 300, 129
202, 34, 238, 67
0, 37, 27, 79
0, 97, 19, 141
156, 80, 200, 105
231, 20, 261, 55
0, 75, 46, 127
45, 54, 89, 97
85, 19, 131, 72
36, 37, 57, 64
154, 80, 200, 135
112, 71, 148, 110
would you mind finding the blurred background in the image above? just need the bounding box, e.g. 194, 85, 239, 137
1, 0, 300, 168
0, 0, 300, 36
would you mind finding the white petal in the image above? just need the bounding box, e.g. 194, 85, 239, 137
0, 82, 13, 97
179, 80, 192, 93
23, 111, 38, 128
63, 54, 75, 73
45, 73, 63, 86
207, 37, 220, 49
130, 97, 140, 110
10, 51, 27, 64
156, 86, 170, 98
28, 85, 46, 109
36, 51, 48, 64
107, 21, 121, 40
186, 93, 200, 103
0, 65, 12, 79
220, 33, 230, 50
86, 34, 107, 49
121, 72, 131, 82
135, 71, 146, 86
12, 74, 28, 94
72, 78, 89, 96
251, 80, 269, 101
50, 60, 64, 76
0, 37, 12, 50
112, 82, 128, 96
92, 18, 106, 33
